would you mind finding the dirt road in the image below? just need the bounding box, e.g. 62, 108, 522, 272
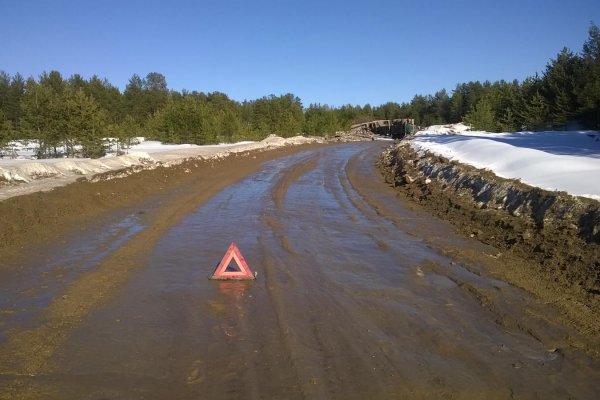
1, 142, 599, 399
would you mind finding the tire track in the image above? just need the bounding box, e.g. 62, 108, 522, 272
0, 147, 323, 398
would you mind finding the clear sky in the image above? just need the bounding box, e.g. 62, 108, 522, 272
2, 0, 599, 106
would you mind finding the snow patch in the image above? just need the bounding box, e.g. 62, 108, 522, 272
417, 123, 471, 135
0, 135, 324, 201
410, 128, 600, 200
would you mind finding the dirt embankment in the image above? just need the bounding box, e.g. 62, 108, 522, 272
378, 142, 600, 312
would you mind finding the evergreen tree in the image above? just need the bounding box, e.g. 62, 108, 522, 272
39, 70, 65, 94
334, 104, 357, 126
20, 78, 63, 157
123, 74, 147, 123
459, 81, 486, 115
521, 92, 549, 131
218, 107, 248, 142
464, 97, 497, 132
0, 110, 18, 156
68, 74, 87, 90
63, 88, 108, 158
432, 89, 451, 123
543, 48, 581, 128
5, 21, 600, 158
7, 73, 25, 124
577, 23, 600, 128
303, 104, 342, 135
85, 75, 123, 122
0, 72, 10, 119
410, 95, 428, 125
0, 72, 24, 126
274, 93, 304, 137
148, 95, 215, 145
450, 84, 467, 122
245, 94, 304, 137
143, 72, 168, 115
106, 116, 137, 154
498, 108, 517, 132
373, 102, 403, 120
488, 81, 518, 130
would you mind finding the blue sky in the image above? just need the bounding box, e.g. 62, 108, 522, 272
2, 0, 599, 106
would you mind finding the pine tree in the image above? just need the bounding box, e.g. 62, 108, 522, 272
106, 115, 140, 154
577, 23, 600, 128
543, 47, 581, 128
433, 89, 451, 123
64, 89, 107, 158
410, 95, 427, 126
7, 73, 25, 127
0, 72, 9, 119
450, 84, 468, 122
464, 97, 497, 132
85, 75, 123, 121
68, 74, 87, 90
303, 104, 342, 136
147, 96, 216, 145
123, 74, 147, 123
498, 107, 517, 132
20, 78, 62, 157
521, 92, 549, 131
143, 72, 168, 115
0, 110, 17, 156
39, 71, 65, 94
373, 102, 404, 120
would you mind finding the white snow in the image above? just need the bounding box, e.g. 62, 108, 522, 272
420, 123, 471, 135
412, 126, 600, 200
0, 135, 325, 201
5, 127, 598, 203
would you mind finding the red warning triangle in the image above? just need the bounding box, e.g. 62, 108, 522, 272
210, 242, 256, 280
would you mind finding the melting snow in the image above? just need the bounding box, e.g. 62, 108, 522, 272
412, 126, 600, 200
0, 135, 324, 201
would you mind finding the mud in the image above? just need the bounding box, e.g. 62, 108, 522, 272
0, 145, 323, 264
378, 141, 600, 346
0, 142, 599, 399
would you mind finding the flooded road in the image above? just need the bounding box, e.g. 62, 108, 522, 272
1, 142, 599, 399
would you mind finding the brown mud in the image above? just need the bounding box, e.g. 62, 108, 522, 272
0, 141, 599, 399
0, 145, 323, 265
0, 143, 326, 398
378, 141, 600, 348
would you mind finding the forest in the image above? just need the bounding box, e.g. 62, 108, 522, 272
0, 23, 599, 159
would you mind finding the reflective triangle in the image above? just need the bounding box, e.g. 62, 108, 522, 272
210, 242, 256, 280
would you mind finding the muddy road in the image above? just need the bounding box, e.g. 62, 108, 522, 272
1, 142, 599, 399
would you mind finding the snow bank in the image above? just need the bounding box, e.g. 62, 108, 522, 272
0, 135, 324, 201
418, 123, 471, 135
411, 127, 600, 200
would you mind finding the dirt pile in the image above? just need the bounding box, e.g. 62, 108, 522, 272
378, 142, 600, 303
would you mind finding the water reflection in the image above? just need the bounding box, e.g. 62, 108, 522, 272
214, 280, 252, 302
208, 281, 253, 340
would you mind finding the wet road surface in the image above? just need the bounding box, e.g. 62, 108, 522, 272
1, 142, 599, 399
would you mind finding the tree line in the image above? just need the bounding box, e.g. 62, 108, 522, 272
364, 23, 600, 132
0, 72, 360, 158
1, 23, 598, 158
